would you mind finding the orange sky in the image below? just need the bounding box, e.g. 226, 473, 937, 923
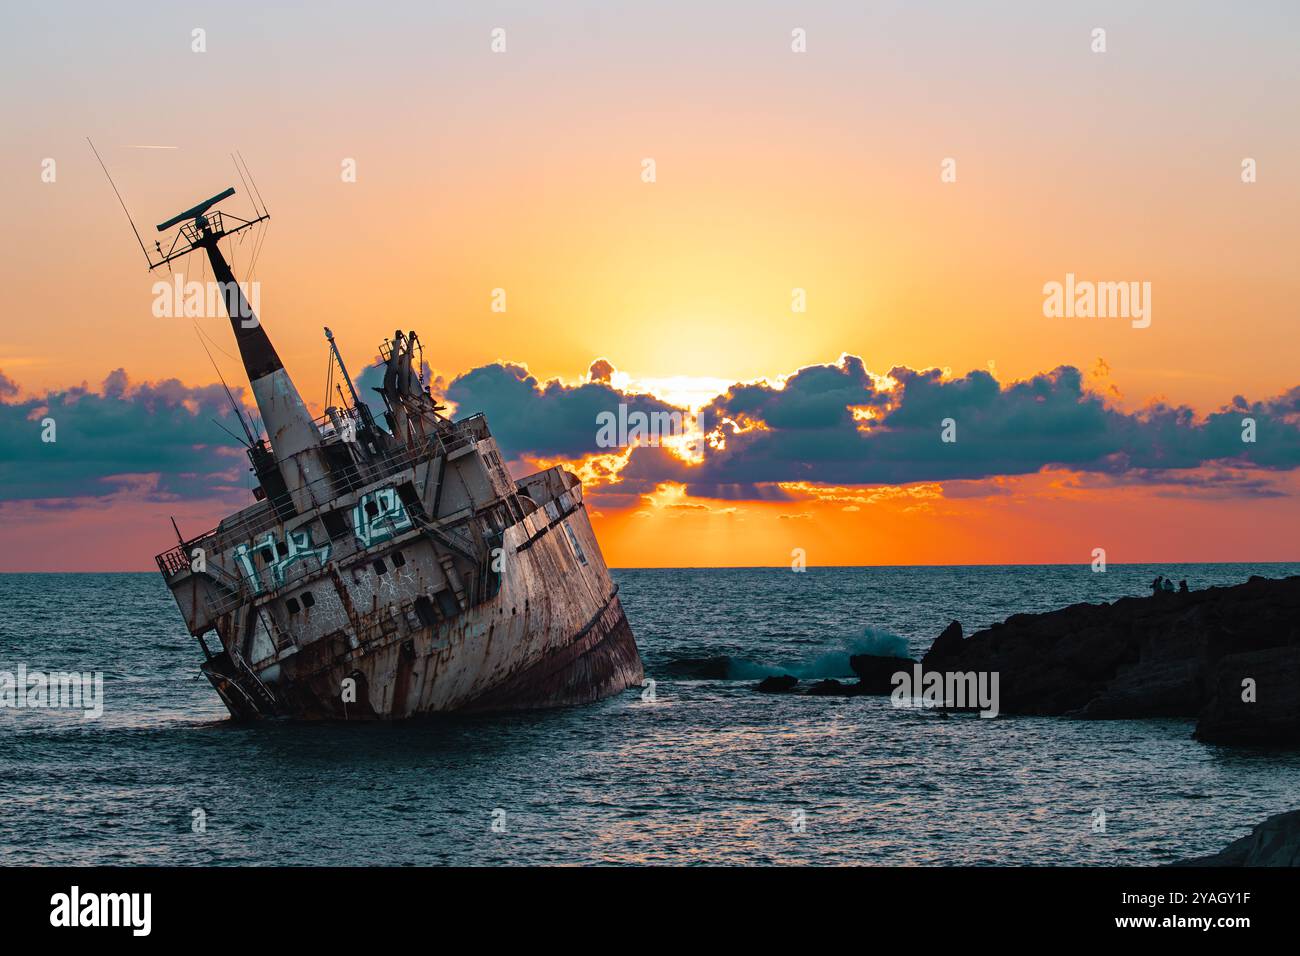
2, 2, 1298, 570
591, 471, 1300, 569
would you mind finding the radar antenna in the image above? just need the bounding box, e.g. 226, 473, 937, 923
88, 141, 270, 272
149, 185, 269, 272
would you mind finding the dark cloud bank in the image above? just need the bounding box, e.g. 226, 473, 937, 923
0, 369, 253, 503
2, 357, 1298, 506
446, 358, 1300, 502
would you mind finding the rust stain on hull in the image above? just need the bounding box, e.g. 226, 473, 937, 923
462, 596, 642, 712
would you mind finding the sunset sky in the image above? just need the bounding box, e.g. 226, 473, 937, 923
2, 1, 1298, 570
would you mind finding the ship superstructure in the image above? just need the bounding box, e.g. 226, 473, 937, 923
143, 186, 643, 718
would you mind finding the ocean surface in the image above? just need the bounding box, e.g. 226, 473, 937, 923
2, 563, 1299, 866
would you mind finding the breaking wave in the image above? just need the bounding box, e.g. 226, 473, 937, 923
660, 627, 909, 680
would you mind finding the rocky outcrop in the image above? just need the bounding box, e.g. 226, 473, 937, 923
805, 679, 850, 696
1195, 646, 1300, 745
753, 654, 917, 697
920, 574, 1300, 745
1171, 809, 1300, 866
848, 653, 919, 695
925, 620, 964, 660
755, 675, 799, 693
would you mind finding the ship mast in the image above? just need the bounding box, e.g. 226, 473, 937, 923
151, 187, 330, 515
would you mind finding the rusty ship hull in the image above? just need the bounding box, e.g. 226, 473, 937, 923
148, 188, 643, 719
181, 458, 644, 720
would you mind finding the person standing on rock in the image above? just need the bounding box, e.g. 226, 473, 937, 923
1151, 575, 1165, 595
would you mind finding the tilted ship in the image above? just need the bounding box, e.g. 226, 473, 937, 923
140, 185, 643, 718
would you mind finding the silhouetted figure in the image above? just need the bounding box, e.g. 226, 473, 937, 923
1162, 577, 1176, 593
1179, 580, 1189, 593
1151, 575, 1164, 595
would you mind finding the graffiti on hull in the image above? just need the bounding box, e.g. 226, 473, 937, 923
352, 487, 413, 548
233, 527, 332, 595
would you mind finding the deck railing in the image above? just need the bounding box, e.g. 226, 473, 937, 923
155, 414, 489, 574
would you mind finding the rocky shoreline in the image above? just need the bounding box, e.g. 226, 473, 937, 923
756, 574, 1300, 746
1171, 809, 1300, 866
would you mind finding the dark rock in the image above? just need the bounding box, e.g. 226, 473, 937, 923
1074, 657, 1202, 720
805, 678, 852, 696
921, 620, 963, 667
1195, 647, 1300, 745
755, 675, 799, 693
1170, 809, 1300, 866
914, 574, 1300, 746
848, 654, 916, 695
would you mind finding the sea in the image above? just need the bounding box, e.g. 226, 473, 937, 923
2, 563, 1298, 866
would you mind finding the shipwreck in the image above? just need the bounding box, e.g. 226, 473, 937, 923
125, 180, 643, 718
